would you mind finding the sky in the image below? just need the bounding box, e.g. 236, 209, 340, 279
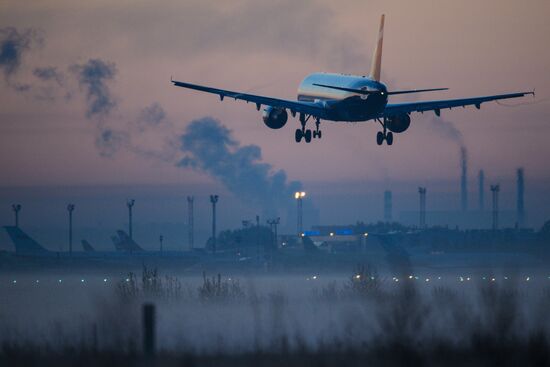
0, 0, 550, 248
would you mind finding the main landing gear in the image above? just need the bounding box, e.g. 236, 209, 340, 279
295, 114, 322, 143
376, 117, 393, 146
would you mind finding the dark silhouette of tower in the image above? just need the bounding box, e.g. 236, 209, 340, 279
491, 184, 500, 230
418, 187, 427, 228
478, 170, 485, 211
460, 147, 468, 211
517, 168, 525, 228
384, 190, 392, 222
187, 196, 194, 250
67, 204, 75, 255
210, 195, 218, 254
11, 204, 21, 228
127, 199, 135, 240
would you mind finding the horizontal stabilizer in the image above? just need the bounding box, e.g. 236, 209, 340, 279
313, 83, 448, 96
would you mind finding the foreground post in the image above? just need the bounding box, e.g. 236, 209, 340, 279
143, 303, 156, 357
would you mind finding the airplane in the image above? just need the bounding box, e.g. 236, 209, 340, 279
172, 14, 534, 145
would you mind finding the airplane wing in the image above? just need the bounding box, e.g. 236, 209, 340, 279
171, 79, 326, 117
382, 91, 534, 117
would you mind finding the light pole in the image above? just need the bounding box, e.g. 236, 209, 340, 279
67, 204, 75, 255
210, 195, 219, 254
294, 191, 306, 236
12, 204, 21, 228
127, 199, 135, 239
267, 217, 280, 254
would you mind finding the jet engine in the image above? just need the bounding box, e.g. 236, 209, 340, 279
262, 106, 288, 129
386, 114, 411, 133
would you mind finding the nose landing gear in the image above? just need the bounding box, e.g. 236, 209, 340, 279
376, 117, 394, 146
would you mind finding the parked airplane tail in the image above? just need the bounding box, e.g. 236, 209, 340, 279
369, 14, 385, 82
3, 226, 49, 255
111, 230, 144, 252
81, 239, 96, 252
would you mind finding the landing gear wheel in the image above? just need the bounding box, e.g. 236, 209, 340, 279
317, 130, 322, 139
313, 131, 318, 139
386, 132, 394, 145
304, 129, 312, 143
376, 131, 384, 145
295, 129, 303, 143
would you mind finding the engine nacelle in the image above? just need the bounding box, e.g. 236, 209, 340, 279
262, 106, 288, 129
386, 114, 411, 133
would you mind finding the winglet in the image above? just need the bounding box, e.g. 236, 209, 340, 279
369, 14, 385, 82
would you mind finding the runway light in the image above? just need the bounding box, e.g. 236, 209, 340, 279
363, 232, 369, 237
81, 279, 85, 283
126, 278, 130, 282
466, 277, 470, 281
329, 232, 334, 237
312, 275, 317, 280
491, 278, 496, 282
12, 280, 16, 284
35, 280, 39, 284
394, 278, 399, 282
482, 277, 487, 280
58, 279, 62, 283
415, 276, 419, 280
103, 278, 108, 282
370, 276, 375, 280
425, 278, 430, 282
301, 233, 305, 237
438, 276, 441, 280
409, 275, 413, 279
504, 276, 508, 280
355, 274, 361, 279
459, 277, 464, 282
526, 277, 530, 281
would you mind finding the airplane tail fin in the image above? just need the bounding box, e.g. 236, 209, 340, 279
369, 14, 385, 82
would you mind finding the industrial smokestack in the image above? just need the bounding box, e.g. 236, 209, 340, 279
210, 195, 218, 254
384, 190, 392, 222
418, 187, 427, 228
460, 146, 468, 211
478, 170, 485, 211
491, 184, 500, 230
187, 196, 194, 250
517, 168, 525, 228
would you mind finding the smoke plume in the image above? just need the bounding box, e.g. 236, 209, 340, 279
0, 27, 42, 79
70, 58, 117, 118
33, 66, 64, 86
178, 117, 301, 213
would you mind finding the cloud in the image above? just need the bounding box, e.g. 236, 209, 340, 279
178, 117, 301, 214
70, 58, 117, 118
